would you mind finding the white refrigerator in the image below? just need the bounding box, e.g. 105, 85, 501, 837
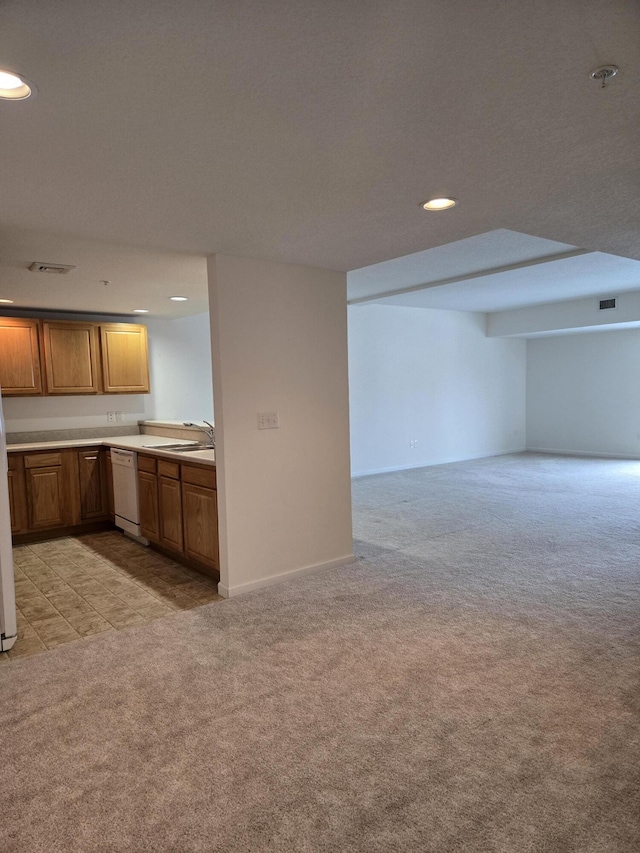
0, 391, 17, 652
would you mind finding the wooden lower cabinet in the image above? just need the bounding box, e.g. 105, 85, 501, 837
159, 475, 183, 553
105, 451, 115, 520
10, 447, 109, 535
25, 461, 66, 530
7, 457, 28, 534
182, 481, 218, 572
138, 468, 159, 541
9, 446, 218, 578
78, 449, 109, 521
137, 456, 218, 576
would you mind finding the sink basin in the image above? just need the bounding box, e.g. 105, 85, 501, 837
171, 444, 215, 452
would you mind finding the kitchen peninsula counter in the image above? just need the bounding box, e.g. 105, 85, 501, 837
7, 434, 215, 466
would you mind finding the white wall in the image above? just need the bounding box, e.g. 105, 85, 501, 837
2, 392, 148, 434
527, 329, 640, 457
2, 312, 214, 433
488, 289, 640, 338
145, 312, 213, 422
348, 304, 527, 476
209, 254, 354, 597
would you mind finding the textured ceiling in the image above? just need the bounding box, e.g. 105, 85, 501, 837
0, 1, 638, 314
0, 228, 208, 317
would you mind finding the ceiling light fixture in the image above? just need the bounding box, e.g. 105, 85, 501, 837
590, 65, 618, 88
421, 197, 458, 211
0, 69, 35, 100
133, 309, 149, 313
0, 298, 14, 304
169, 296, 188, 301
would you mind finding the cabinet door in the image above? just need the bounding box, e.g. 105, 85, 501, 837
41, 321, 100, 394
25, 466, 65, 529
78, 450, 108, 520
100, 324, 150, 393
105, 452, 115, 519
138, 470, 159, 542
182, 482, 218, 573
0, 317, 43, 396
7, 463, 28, 534
159, 475, 183, 552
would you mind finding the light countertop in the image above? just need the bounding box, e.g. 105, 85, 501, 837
7, 434, 215, 466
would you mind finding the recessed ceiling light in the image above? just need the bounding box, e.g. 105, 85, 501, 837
421, 197, 458, 211
0, 69, 35, 100
133, 309, 149, 313
169, 296, 188, 302
0, 298, 14, 304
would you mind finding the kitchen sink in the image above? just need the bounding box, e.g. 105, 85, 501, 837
171, 444, 215, 452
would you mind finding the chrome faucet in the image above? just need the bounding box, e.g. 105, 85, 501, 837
183, 420, 215, 447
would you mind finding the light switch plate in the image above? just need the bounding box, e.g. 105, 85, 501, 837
257, 411, 279, 430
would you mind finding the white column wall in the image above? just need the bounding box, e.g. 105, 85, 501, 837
208, 254, 354, 597
348, 304, 527, 476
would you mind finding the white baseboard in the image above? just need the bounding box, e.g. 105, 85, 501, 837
526, 446, 640, 460
218, 553, 356, 598
352, 447, 527, 478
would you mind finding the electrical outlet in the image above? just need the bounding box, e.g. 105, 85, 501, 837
115, 411, 123, 422
410, 440, 419, 449
107, 411, 116, 423
257, 411, 279, 430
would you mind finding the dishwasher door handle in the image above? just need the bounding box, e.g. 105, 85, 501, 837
111, 449, 135, 467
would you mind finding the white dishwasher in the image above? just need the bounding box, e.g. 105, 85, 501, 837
111, 448, 146, 541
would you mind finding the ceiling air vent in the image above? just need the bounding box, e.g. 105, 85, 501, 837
599, 297, 617, 310
28, 261, 76, 274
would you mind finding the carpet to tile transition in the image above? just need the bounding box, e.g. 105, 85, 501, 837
1, 453, 639, 852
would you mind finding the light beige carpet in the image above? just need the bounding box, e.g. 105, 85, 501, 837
1, 453, 639, 851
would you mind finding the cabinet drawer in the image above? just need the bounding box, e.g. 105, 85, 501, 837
158, 459, 180, 480
181, 464, 216, 489
24, 452, 62, 469
137, 454, 157, 474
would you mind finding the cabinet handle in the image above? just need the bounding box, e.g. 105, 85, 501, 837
85, 456, 98, 461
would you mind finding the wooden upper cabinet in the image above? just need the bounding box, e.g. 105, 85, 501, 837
100, 323, 150, 393
0, 316, 150, 396
0, 317, 43, 396
41, 321, 101, 394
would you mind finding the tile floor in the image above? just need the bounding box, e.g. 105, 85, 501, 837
0, 531, 223, 664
